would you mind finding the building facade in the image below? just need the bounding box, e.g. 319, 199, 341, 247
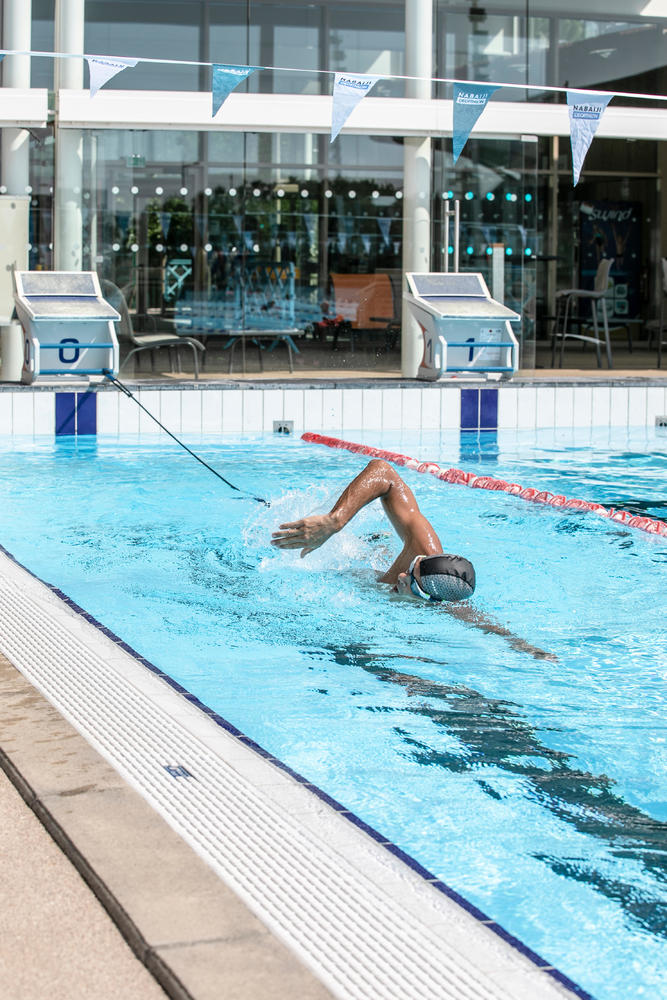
1, 0, 666, 375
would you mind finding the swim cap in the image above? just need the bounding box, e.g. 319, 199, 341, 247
409, 554, 476, 603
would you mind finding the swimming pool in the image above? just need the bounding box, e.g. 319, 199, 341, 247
0, 426, 665, 1000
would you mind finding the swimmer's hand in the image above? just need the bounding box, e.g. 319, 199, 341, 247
271, 514, 339, 558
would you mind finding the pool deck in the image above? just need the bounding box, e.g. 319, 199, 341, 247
0, 546, 585, 1000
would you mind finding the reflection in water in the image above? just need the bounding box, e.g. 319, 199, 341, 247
321, 642, 667, 938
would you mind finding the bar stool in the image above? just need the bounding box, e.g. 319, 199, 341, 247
551, 258, 614, 368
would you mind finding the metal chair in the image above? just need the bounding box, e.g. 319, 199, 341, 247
101, 279, 205, 380
551, 258, 614, 368
646, 258, 667, 369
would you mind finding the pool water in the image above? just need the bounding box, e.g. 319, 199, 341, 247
1, 426, 666, 1000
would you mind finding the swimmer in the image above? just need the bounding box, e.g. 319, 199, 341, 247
271, 459, 556, 661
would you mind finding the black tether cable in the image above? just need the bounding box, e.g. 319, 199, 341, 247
102, 371, 269, 506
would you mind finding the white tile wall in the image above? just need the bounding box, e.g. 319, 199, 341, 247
627, 387, 646, 426
96, 390, 118, 435
497, 387, 518, 429
159, 390, 181, 434
12, 392, 34, 435
441, 388, 460, 429
647, 386, 666, 426
34, 393, 55, 435
221, 390, 243, 433
554, 386, 574, 428
516, 386, 537, 429
303, 389, 323, 431
181, 391, 203, 435
361, 390, 382, 431
610, 387, 629, 426
536, 387, 556, 429
136, 389, 163, 436
572, 386, 593, 428
341, 388, 363, 430
420, 388, 441, 429
241, 389, 263, 433
322, 388, 343, 430
591, 386, 611, 426
283, 389, 304, 432
262, 389, 284, 432
0, 392, 13, 433
201, 390, 223, 434
401, 388, 422, 430
4, 382, 667, 437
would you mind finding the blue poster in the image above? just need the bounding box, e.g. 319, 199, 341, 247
567, 91, 613, 186
212, 64, 257, 117
579, 201, 641, 319
452, 83, 499, 163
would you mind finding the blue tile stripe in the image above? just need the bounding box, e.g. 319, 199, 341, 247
460, 388, 498, 431
55, 391, 97, 437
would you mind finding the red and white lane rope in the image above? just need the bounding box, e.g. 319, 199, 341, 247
301, 432, 667, 539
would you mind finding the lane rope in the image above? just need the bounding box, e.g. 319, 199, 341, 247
301, 432, 667, 539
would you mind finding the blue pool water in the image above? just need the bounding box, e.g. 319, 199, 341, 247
1, 426, 666, 1000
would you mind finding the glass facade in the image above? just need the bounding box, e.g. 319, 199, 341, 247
2, 0, 666, 376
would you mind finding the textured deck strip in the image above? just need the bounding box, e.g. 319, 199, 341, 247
0, 549, 584, 1000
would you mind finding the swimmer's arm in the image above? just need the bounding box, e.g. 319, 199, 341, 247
446, 603, 557, 662
272, 459, 416, 558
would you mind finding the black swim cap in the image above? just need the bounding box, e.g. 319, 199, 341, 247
416, 554, 476, 602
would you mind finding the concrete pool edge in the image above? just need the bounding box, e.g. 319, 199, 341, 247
0, 544, 592, 1000
0, 652, 334, 1000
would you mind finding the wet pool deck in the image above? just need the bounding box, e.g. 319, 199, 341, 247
0, 651, 333, 1000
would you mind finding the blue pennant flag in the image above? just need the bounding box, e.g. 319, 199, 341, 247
158, 213, 171, 238
452, 83, 500, 163
212, 64, 257, 117
331, 73, 380, 142
567, 91, 613, 186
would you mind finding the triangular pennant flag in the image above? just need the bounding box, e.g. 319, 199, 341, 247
116, 213, 131, 239
212, 64, 257, 117
377, 217, 392, 246
361, 234, 371, 253
331, 73, 380, 142
158, 213, 171, 238
86, 56, 139, 99
303, 213, 316, 243
452, 83, 500, 163
567, 91, 613, 186
233, 214, 244, 234
195, 214, 207, 239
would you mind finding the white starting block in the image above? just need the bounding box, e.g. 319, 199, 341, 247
13, 271, 120, 384
404, 272, 520, 381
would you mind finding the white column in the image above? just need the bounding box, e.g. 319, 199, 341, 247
401, 0, 432, 377
53, 0, 85, 271
1, 0, 32, 195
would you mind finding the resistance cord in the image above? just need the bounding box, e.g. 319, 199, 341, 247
102, 371, 269, 506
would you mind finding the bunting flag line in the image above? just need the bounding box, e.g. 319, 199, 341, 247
452, 82, 500, 163
212, 63, 257, 117
331, 72, 380, 142
567, 90, 613, 185
86, 55, 139, 98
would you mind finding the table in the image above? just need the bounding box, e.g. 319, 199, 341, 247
222, 328, 302, 373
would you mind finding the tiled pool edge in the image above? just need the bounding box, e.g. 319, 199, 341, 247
2, 378, 667, 436
0, 541, 591, 1000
